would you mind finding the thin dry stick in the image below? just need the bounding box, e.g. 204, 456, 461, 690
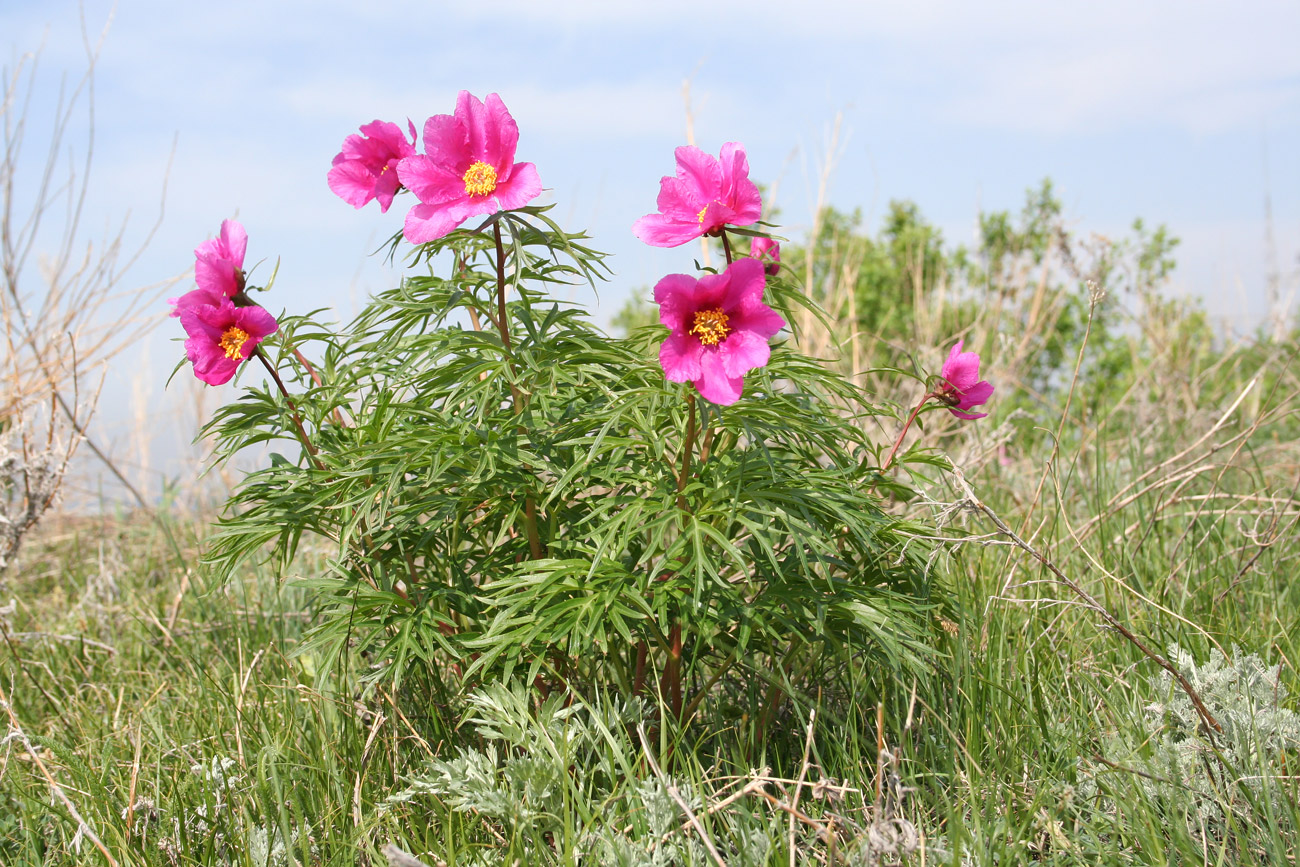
961, 480, 1222, 735
382, 687, 435, 757
163, 569, 190, 641
655, 774, 770, 848
354, 710, 387, 827
638, 723, 728, 867
788, 709, 816, 867
124, 725, 142, 838
0, 680, 119, 866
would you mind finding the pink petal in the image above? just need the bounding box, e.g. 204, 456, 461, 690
653, 273, 699, 332
948, 407, 989, 421
654, 176, 706, 221
358, 119, 415, 158
398, 155, 467, 205
373, 163, 403, 212
717, 329, 771, 379
729, 304, 786, 342
632, 213, 704, 248
659, 332, 703, 382
689, 269, 732, 311
219, 220, 247, 269
184, 334, 223, 377
957, 380, 994, 409
421, 113, 470, 170
492, 161, 542, 211
718, 258, 767, 313
169, 286, 224, 317
672, 146, 722, 203
941, 340, 982, 390
694, 351, 744, 405
403, 199, 478, 244
193, 257, 238, 299
751, 236, 780, 275
482, 93, 520, 174
234, 305, 279, 340
457, 92, 496, 163
717, 142, 762, 225
178, 304, 224, 342
328, 159, 381, 208
698, 200, 734, 235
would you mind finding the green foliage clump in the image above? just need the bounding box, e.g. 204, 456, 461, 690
202, 205, 940, 734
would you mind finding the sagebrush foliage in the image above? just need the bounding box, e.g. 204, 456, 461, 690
1075, 645, 1300, 849
384, 684, 776, 865
202, 206, 941, 726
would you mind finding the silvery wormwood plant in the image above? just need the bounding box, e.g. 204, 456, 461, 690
185, 92, 945, 730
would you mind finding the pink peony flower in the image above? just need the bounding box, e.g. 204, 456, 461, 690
750, 236, 780, 275
179, 298, 278, 386
328, 119, 418, 213
170, 219, 248, 316
654, 258, 785, 405
633, 143, 762, 248
397, 91, 543, 243
936, 339, 994, 420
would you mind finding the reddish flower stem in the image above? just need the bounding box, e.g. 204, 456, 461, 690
284, 342, 353, 428
256, 350, 388, 596
664, 623, 683, 719
881, 393, 934, 472
633, 642, 648, 696
720, 230, 733, 266
254, 347, 324, 471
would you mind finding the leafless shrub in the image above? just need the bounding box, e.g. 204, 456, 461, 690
0, 13, 173, 545
0, 400, 81, 574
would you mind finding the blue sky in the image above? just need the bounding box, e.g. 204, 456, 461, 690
4, 0, 1298, 497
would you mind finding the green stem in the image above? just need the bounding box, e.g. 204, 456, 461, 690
664, 391, 698, 719
492, 220, 543, 560
720, 230, 733, 266
675, 392, 697, 508
492, 221, 513, 353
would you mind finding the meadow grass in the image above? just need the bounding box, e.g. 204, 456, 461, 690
2, 321, 1298, 866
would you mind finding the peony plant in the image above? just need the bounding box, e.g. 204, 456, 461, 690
184, 90, 973, 736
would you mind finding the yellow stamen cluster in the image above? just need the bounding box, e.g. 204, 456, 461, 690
689, 308, 731, 347
462, 161, 498, 197
697, 206, 709, 224
219, 326, 251, 360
